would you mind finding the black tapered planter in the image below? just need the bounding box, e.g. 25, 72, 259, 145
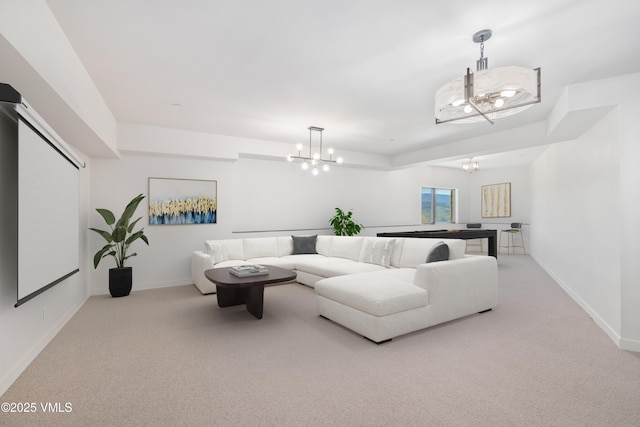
109, 267, 132, 297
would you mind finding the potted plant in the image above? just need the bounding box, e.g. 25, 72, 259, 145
329, 207, 363, 236
89, 194, 149, 297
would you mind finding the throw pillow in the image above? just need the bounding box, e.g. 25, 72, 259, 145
426, 241, 449, 263
369, 239, 395, 268
292, 235, 318, 255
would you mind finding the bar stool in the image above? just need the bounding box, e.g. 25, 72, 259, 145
499, 222, 526, 255
465, 223, 483, 253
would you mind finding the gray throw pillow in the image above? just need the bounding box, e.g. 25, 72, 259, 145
292, 235, 318, 254
426, 241, 449, 263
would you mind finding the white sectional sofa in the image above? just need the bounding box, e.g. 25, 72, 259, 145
191, 235, 498, 343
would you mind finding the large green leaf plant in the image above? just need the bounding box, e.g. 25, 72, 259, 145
329, 207, 363, 236
89, 194, 149, 269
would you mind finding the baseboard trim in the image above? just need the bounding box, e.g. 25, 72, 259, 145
91, 279, 194, 296
619, 338, 640, 352
530, 254, 625, 350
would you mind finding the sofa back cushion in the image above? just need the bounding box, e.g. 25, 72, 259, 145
328, 236, 364, 261
276, 236, 293, 256
222, 239, 245, 261
316, 235, 333, 256
243, 238, 279, 259
392, 238, 465, 268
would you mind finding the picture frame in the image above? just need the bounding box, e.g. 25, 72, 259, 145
481, 182, 511, 218
148, 178, 217, 225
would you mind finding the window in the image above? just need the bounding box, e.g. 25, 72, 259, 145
421, 187, 456, 224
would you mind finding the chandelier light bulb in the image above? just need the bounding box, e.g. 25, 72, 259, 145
286, 155, 293, 162
464, 105, 473, 113
323, 164, 330, 172
301, 161, 309, 170
501, 90, 516, 97
296, 143, 303, 151
312, 167, 319, 176
336, 157, 344, 164
327, 147, 334, 155
494, 98, 505, 108
313, 153, 320, 160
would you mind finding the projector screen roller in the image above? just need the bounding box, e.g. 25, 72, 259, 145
16, 115, 80, 307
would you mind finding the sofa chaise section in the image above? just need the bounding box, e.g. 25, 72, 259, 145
315, 256, 498, 343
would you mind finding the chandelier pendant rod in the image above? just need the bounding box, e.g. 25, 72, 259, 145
465, 68, 494, 125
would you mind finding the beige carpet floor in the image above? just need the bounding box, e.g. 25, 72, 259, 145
1, 255, 639, 427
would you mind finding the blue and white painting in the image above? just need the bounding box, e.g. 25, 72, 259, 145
148, 178, 217, 225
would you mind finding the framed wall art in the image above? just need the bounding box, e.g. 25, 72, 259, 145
481, 182, 511, 218
148, 178, 217, 225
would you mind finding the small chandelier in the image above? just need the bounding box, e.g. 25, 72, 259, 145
462, 158, 479, 173
435, 29, 541, 125
286, 126, 343, 175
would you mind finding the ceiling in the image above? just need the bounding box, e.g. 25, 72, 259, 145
44, 0, 640, 167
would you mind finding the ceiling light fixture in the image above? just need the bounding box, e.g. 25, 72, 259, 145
286, 126, 343, 175
462, 157, 479, 173
435, 29, 541, 125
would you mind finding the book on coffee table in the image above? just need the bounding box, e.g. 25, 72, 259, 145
230, 264, 269, 277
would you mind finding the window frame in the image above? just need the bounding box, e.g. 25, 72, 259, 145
421, 187, 457, 224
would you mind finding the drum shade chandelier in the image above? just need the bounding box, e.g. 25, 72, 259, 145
286, 126, 343, 175
435, 29, 541, 125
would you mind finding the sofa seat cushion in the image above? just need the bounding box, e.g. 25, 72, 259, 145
293, 257, 356, 277
321, 261, 388, 277
280, 254, 326, 267
372, 268, 416, 283
245, 257, 296, 270
213, 259, 254, 268
316, 274, 427, 317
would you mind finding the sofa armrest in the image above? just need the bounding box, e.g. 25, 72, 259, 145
191, 251, 217, 294
413, 256, 498, 321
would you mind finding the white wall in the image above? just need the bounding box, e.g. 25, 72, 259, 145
0, 0, 117, 157
529, 73, 640, 350
530, 109, 622, 338
0, 128, 91, 396
0, 0, 103, 397
233, 158, 430, 233
89, 124, 479, 295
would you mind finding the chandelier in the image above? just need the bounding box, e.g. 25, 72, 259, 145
435, 29, 541, 125
286, 126, 343, 175
462, 158, 479, 173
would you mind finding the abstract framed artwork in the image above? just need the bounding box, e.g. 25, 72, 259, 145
481, 182, 511, 218
148, 178, 217, 225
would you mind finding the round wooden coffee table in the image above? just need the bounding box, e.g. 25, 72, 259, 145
204, 265, 296, 319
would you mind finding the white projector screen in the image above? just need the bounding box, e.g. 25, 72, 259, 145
16, 115, 79, 306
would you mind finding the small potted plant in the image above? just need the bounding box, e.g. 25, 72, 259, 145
89, 194, 149, 297
329, 208, 363, 236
